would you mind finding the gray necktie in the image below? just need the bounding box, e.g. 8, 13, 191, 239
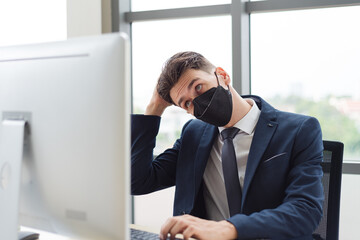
221, 127, 242, 216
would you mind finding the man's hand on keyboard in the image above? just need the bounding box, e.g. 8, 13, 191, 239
159, 214, 237, 240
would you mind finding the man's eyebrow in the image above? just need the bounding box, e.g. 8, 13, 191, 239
177, 78, 200, 107
188, 78, 200, 91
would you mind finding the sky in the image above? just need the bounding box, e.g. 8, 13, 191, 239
251, 6, 360, 100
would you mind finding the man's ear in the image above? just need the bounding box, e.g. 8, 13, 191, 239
215, 67, 231, 85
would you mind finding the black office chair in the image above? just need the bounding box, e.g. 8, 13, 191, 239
313, 140, 344, 240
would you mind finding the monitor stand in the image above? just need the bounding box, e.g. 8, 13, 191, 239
0, 117, 39, 240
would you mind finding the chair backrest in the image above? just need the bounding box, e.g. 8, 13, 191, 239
313, 140, 344, 240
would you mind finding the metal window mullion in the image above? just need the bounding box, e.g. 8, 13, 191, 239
125, 4, 231, 22
123, 0, 360, 23
342, 162, 360, 174
231, 0, 251, 95
247, 0, 360, 13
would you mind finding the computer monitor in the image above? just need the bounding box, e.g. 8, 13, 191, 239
0, 33, 131, 240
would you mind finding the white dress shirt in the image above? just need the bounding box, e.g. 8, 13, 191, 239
203, 98, 261, 220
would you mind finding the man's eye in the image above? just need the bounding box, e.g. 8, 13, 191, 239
195, 84, 202, 92
185, 101, 191, 108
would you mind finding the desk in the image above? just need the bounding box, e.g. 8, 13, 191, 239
22, 225, 190, 239
21, 226, 69, 240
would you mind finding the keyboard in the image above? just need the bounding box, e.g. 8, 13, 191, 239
130, 228, 183, 240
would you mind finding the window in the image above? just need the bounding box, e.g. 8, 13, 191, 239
132, 16, 232, 154
251, 6, 360, 161
340, 174, 360, 239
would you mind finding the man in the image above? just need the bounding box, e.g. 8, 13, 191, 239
131, 52, 324, 240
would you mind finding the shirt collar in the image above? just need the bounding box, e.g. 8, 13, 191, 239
219, 98, 261, 135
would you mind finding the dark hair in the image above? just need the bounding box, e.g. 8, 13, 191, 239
157, 51, 215, 104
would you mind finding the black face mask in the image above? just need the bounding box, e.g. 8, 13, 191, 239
192, 73, 233, 126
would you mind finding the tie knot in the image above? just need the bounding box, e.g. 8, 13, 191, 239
221, 127, 240, 140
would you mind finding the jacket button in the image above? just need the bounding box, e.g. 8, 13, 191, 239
268, 123, 274, 127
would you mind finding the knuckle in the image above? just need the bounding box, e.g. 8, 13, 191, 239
188, 225, 195, 232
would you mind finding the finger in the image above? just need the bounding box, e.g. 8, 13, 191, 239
182, 224, 197, 240
168, 217, 188, 239
160, 217, 176, 240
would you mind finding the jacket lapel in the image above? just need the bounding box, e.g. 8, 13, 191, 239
193, 123, 218, 198
241, 97, 278, 210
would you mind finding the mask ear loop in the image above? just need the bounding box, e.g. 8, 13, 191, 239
214, 71, 220, 86
214, 71, 231, 91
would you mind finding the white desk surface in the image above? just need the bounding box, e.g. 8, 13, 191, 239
21, 226, 69, 240
22, 225, 188, 239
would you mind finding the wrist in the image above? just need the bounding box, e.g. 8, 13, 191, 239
220, 220, 238, 239
144, 102, 167, 116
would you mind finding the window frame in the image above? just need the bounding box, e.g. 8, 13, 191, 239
117, 0, 360, 234
115, 0, 360, 176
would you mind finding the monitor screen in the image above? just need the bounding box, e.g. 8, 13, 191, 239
0, 33, 131, 240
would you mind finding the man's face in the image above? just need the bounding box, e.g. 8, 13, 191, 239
169, 69, 226, 115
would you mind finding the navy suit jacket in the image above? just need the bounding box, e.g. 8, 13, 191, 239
131, 95, 324, 239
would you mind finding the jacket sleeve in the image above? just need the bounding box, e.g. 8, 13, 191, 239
228, 117, 324, 239
131, 114, 189, 195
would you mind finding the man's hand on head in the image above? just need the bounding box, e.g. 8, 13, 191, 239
145, 86, 172, 116
160, 214, 237, 240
